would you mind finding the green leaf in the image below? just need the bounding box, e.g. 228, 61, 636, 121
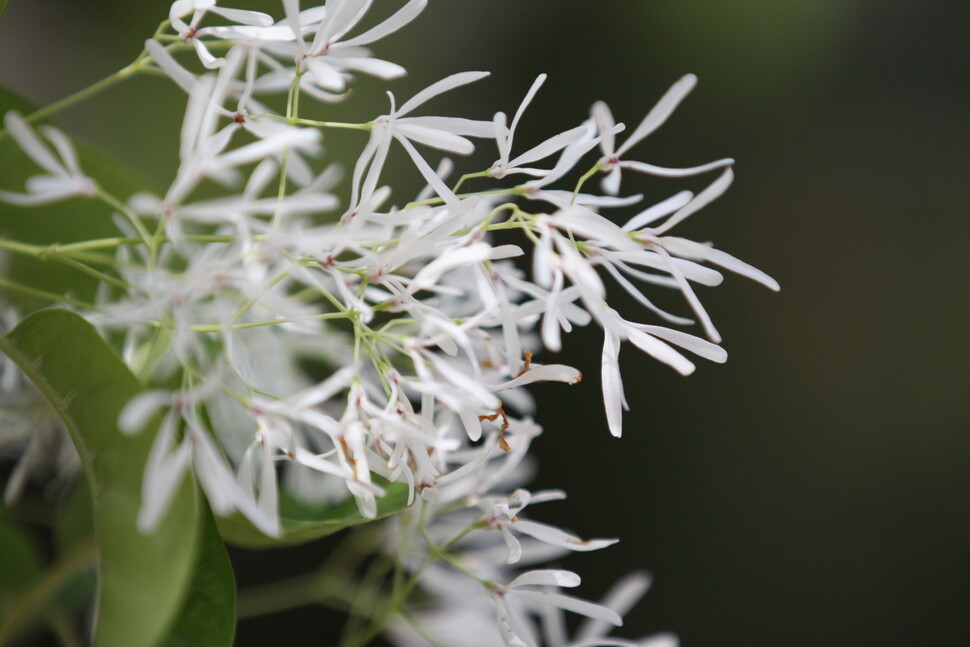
0, 1, 8, 20
0, 308, 201, 647
52, 481, 98, 613
218, 480, 411, 549
159, 506, 236, 647
0, 516, 42, 596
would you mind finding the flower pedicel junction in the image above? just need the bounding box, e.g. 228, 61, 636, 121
0, 1, 778, 645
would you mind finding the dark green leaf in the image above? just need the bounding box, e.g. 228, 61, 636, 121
0, 516, 41, 595
0, 309, 201, 647
52, 481, 98, 613
159, 505, 236, 647
0, 1, 8, 20
218, 480, 410, 549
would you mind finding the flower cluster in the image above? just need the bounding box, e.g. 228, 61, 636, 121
0, 1, 777, 644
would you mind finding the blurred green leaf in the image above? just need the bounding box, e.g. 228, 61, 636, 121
0, 516, 41, 596
52, 481, 98, 613
159, 506, 236, 647
218, 481, 410, 549
0, 1, 7, 19
0, 309, 201, 647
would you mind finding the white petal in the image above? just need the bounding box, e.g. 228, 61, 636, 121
493, 364, 581, 390
209, 6, 274, 27
509, 124, 588, 168
395, 70, 489, 117
510, 73, 546, 137
395, 123, 475, 154
341, 0, 427, 47
119, 391, 170, 435
513, 590, 623, 625
509, 569, 581, 589
513, 519, 618, 552
636, 325, 727, 363
146, 39, 196, 93
620, 157, 733, 179
653, 167, 734, 235
627, 329, 695, 376
622, 190, 694, 231
3, 111, 64, 177
601, 331, 625, 437
616, 74, 697, 157
704, 247, 780, 291
335, 56, 406, 80
591, 101, 616, 157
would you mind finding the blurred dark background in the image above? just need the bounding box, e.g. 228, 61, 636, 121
1, 0, 968, 645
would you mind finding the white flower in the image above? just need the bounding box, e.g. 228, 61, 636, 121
490, 74, 588, 180
592, 74, 733, 195
350, 70, 494, 208
493, 570, 623, 647
600, 307, 726, 437
0, 112, 96, 205
169, 0, 274, 69
478, 489, 618, 564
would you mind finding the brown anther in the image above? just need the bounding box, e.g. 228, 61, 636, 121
233, 112, 246, 125
479, 406, 511, 452
515, 350, 533, 377
481, 358, 497, 369
338, 437, 358, 471
183, 26, 198, 41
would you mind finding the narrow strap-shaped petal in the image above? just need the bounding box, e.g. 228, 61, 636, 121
602, 328, 628, 438
616, 73, 697, 157
703, 246, 780, 291
591, 101, 617, 157
311, 0, 371, 53
653, 167, 734, 235
334, 56, 406, 80
575, 572, 652, 642
395, 70, 489, 117
306, 57, 347, 92
394, 133, 459, 205
600, 262, 694, 325
282, 0, 307, 49
509, 569, 581, 589
399, 115, 495, 137
627, 328, 695, 376
3, 111, 63, 176
622, 190, 694, 231
510, 73, 547, 139
510, 124, 588, 168
146, 39, 197, 93
513, 590, 623, 625
395, 123, 475, 154
620, 156, 733, 178
492, 364, 582, 390
653, 245, 721, 343
341, 0, 427, 47
513, 519, 618, 551
209, 5, 274, 26
635, 324, 727, 363
554, 207, 642, 252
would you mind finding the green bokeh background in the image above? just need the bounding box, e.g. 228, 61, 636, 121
1, 0, 967, 645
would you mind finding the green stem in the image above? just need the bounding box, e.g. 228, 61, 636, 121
95, 189, 153, 249
0, 58, 147, 142
404, 186, 524, 210
571, 161, 603, 205
452, 170, 492, 193
0, 539, 96, 647
0, 277, 98, 310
